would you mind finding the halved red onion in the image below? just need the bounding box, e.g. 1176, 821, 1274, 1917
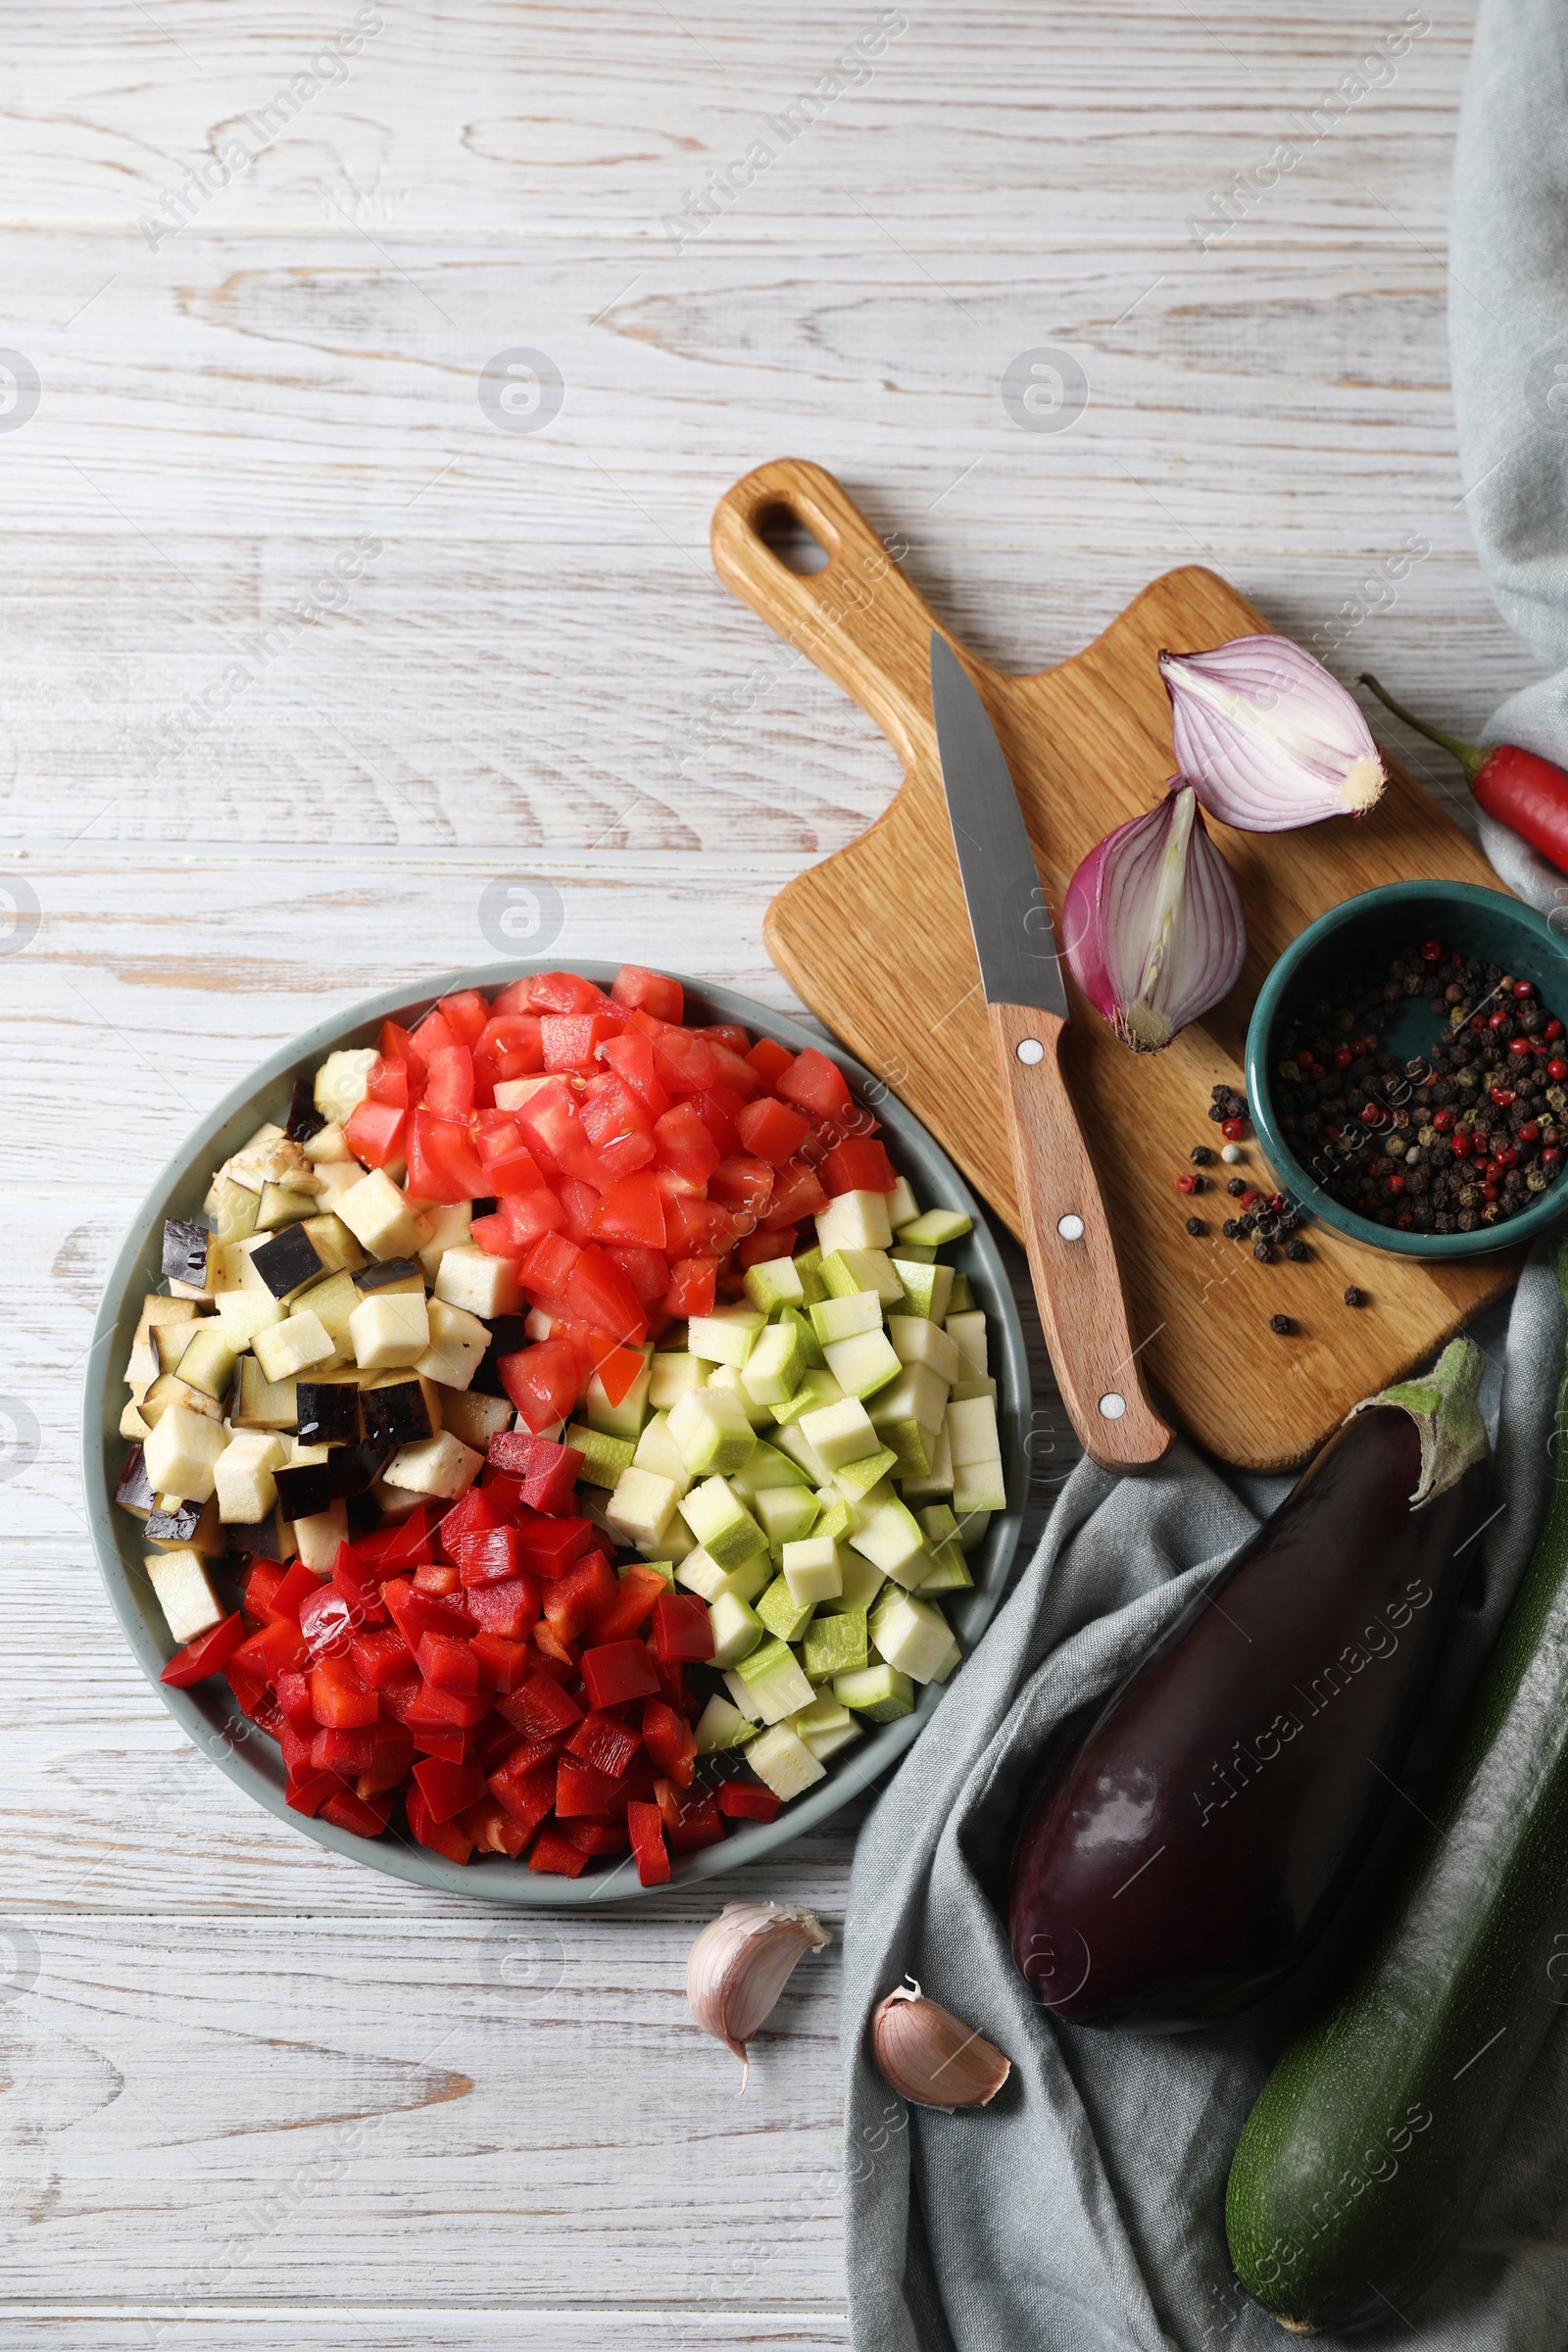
1061, 781, 1246, 1052
1158, 634, 1386, 831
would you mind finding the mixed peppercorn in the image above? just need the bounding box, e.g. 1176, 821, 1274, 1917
1274, 938, 1568, 1235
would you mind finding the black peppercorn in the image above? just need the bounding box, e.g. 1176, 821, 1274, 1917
1284, 1237, 1307, 1261
1253, 1241, 1273, 1262
1185, 1215, 1204, 1236
1190, 1145, 1212, 1165
1222, 1217, 1242, 1239
1269, 1313, 1292, 1335
1226, 1176, 1248, 1197
1344, 1285, 1364, 1306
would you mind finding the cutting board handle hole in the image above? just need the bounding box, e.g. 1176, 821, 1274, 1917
755, 501, 833, 576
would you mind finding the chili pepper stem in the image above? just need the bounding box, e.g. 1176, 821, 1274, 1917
1358, 674, 1489, 783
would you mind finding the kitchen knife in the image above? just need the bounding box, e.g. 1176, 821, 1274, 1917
929, 630, 1173, 1471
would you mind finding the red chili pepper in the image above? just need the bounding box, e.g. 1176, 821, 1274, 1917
1361, 673, 1568, 876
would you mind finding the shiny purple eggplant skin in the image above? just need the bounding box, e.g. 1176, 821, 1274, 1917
1008, 1406, 1489, 2031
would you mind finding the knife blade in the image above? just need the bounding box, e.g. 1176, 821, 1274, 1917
928, 631, 1068, 1020
927, 629, 1172, 1473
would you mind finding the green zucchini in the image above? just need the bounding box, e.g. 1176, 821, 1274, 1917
1227, 1238, 1568, 2333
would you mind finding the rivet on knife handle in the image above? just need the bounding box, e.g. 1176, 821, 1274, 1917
988, 1004, 1173, 1469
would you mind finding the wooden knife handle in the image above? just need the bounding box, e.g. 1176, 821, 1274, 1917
987, 1002, 1174, 1472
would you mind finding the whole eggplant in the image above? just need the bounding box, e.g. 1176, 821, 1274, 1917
1007, 1342, 1490, 2031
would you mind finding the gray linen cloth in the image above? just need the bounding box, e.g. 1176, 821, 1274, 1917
843, 9, 1568, 2340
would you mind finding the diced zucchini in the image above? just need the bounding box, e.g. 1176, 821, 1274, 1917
951, 1376, 999, 1403
566, 1422, 637, 1490
756, 1574, 813, 1644
745, 1722, 826, 1801
819, 1247, 904, 1306
945, 1309, 989, 1381
948, 1273, 975, 1312
945, 1392, 1000, 1465
144, 1547, 223, 1644
803, 1607, 867, 1680
870, 1361, 949, 1439
676, 1546, 772, 1606
687, 1304, 764, 1367
415, 1297, 490, 1392
768, 1365, 845, 1428
828, 1446, 899, 1502
730, 1439, 811, 1495
214, 1430, 284, 1525
632, 1412, 692, 1495
952, 1454, 1007, 1514
734, 1636, 816, 1725
915, 1503, 960, 1544
896, 1207, 973, 1248
822, 1329, 903, 1400
887, 1315, 961, 1383
781, 1534, 843, 1605
703, 1361, 773, 1429
142, 1403, 229, 1503
384, 1430, 482, 1500
885, 1176, 919, 1230
793, 1693, 861, 1762
810, 1493, 857, 1548
778, 1303, 825, 1369
604, 1465, 679, 1548
956, 1507, 992, 1552
798, 1395, 881, 1470
869, 1588, 956, 1683
666, 1386, 758, 1477
739, 1321, 807, 1407
743, 1255, 805, 1313
849, 1495, 928, 1584
648, 1351, 705, 1410
708, 1589, 765, 1669
808, 1290, 884, 1347
918, 1538, 974, 1593
888, 1257, 956, 1322
815, 1545, 884, 1614
755, 1483, 819, 1553
349, 1292, 430, 1371
927, 1636, 961, 1684
791, 1247, 830, 1304
694, 1693, 757, 1753
899, 1416, 954, 1501
678, 1474, 767, 1567
815, 1189, 894, 1254
434, 1243, 519, 1322
833, 1663, 915, 1721
721, 1668, 764, 1722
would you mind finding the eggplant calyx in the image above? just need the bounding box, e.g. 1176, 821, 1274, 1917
1348, 1336, 1489, 1510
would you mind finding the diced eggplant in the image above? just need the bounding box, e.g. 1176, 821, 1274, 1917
324, 1441, 393, 1500
273, 1459, 336, 1522
471, 1313, 530, 1396
361, 1377, 434, 1448
141, 1371, 223, 1428
295, 1380, 361, 1447
285, 1073, 327, 1144
354, 1256, 425, 1297
300, 1212, 367, 1276
172, 1323, 238, 1402
250, 1222, 327, 1300
231, 1356, 297, 1431
115, 1445, 156, 1517
225, 1504, 296, 1563
161, 1218, 210, 1289
146, 1494, 222, 1552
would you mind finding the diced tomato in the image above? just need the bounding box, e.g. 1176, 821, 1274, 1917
542, 1010, 623, 1072
820, 1136, 898, 1195
627, 1798, 671, 1885
474, 1011, 545, 1089
612, 964, 684, 1022
564, 1245, 645, 1346
497, 1671, 583, 1740
520, 1231, 580, 1296
662, 1195, 740, 1257
602, 1244, 670, 1310
766, 1160, 831, 1223
736, 1223, 797, 1269
701, 1022, 752, 1054
707, 1045, 762, 1102
412, 1755, 488, 1823
590, 1565, 666, 1644
471, 1108, 544, 1190
320, 1786, 395, 1838
555, 1175, 602, 1246
286, 1766, 345, 1819
662, 1255, 717, 1318
599, 1029, 670, 1115
529, 1828, 590, 1878
408, 1109, 488, 1203
651, 1025, 721, 1097
498, 1339, 582, 1435
650, 1592, 715, 1664
736, 1095, 812, 1166
349, 1624, 415, 1689
717, 1780, 783, 1822
411, 1006, 461, 1059
581, 1639, 662, 1710
687, 1087, 742, 1156
543, 1550, 617, 1645
488, 1428, 583, 1511
588, 1170, 666, 1250
710, 1153, 774, 1215
653, 1101, 721, 1188
436, 988, 491, 1047
422, 1045, 475, 1119
777, 1045, 856, 1121
527, 970, 611, 1014
511, 1074, 588, 1172
456, 1794, 529, 1856
160, 1610, 247, 1688
406, 1782, 473, 1864
747, 1035, 795, 1086
499, 1190, 569, 1247
582, 1342, 640, 1410
380, 1019, 429, 1088
343, 1097, 407, 1168
367, 1054, 412, 1109
580, 1077, 657, 1177
642, 1696, 697, 1787
468, 1212, 527, 1261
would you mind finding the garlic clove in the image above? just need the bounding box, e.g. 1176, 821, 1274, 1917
870, 1979, 1011, 2112
687, 1902, 831, 2081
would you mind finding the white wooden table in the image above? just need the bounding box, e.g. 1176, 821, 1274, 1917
4, 4, 1537, 2343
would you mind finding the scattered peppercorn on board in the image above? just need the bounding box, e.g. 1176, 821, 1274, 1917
711, 460, 1522, 1471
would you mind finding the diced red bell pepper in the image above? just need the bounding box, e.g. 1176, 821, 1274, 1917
557, 1818, 630, 1857
409, 1719, 474, 1762
310, 1655, 379, 1729
453, 1524, 529, 1588
765, 1159, 831, 1223
736, 1095, 812, 1166
489, 1428, 584, 1513
412, 1754, 488, 1823
589, 1564, 666, 1644
436, 988, 491, 1047
627, 1798, 671, 1885
456, 1794, 528, 1856
300, 1582, 361, 1660
658, 1782, 728, 1855
274, 1669, 318, 1733
651, 1592, 716, 1664
652, 1654, 696, 1717
286, 1766, 345, 1819
408, 1108, 488, 1203
229, 1617, 309, 1682
414, 1561, 464, 1597
406, 1782, 473, 1864
487, 1753, 559, 1839
581, 1639, 662, 1710
357, 1725, 416, 1793
532, 1619, 578, 1670
566, 1708, 642, 1778
343, 1097, 407, 1168
470, 1630, 532, 1692
348, 1624, 415, 1689
375, 1673, 424, 1726
160, 1610, 248, 1688
382, 1578, 476, 1645
589, 1170, 667, 1249
496, 1671, 582, 1740
332, 1544, 388, 1627
642, 1696, 698, 1787
465, 1575, 542, 1639
311, 1723, 379, 1774
264, 1558, 324, 1629
819, 1136, 897, 1195
405, 1680, 489, 1729
556, 1754, 631, 1819
747, 1035, 795, 1087
416, 1631, 479, 1693
717, 1779, 783, 1822
438, 1486, 509, 1547
320, 1786, 395, 1838
541, 1010, 623, 1072
244, 1558, 287, 1617
368, 1504, 438, 1573
512, 1515, 597, 1580
529, 1828, 590, 1878
543, 1550, 618, 1644
663, 1255, 717, 1319
612, 963, 684, 1023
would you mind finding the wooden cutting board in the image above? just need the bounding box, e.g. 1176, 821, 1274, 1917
710, 458, 1522, 1472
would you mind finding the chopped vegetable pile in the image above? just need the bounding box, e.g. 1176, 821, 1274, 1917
115, 966, 1004, 1881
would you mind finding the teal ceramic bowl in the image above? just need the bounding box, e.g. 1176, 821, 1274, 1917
1245, 880, 1568, 1260
83, 963, 1030, 1906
